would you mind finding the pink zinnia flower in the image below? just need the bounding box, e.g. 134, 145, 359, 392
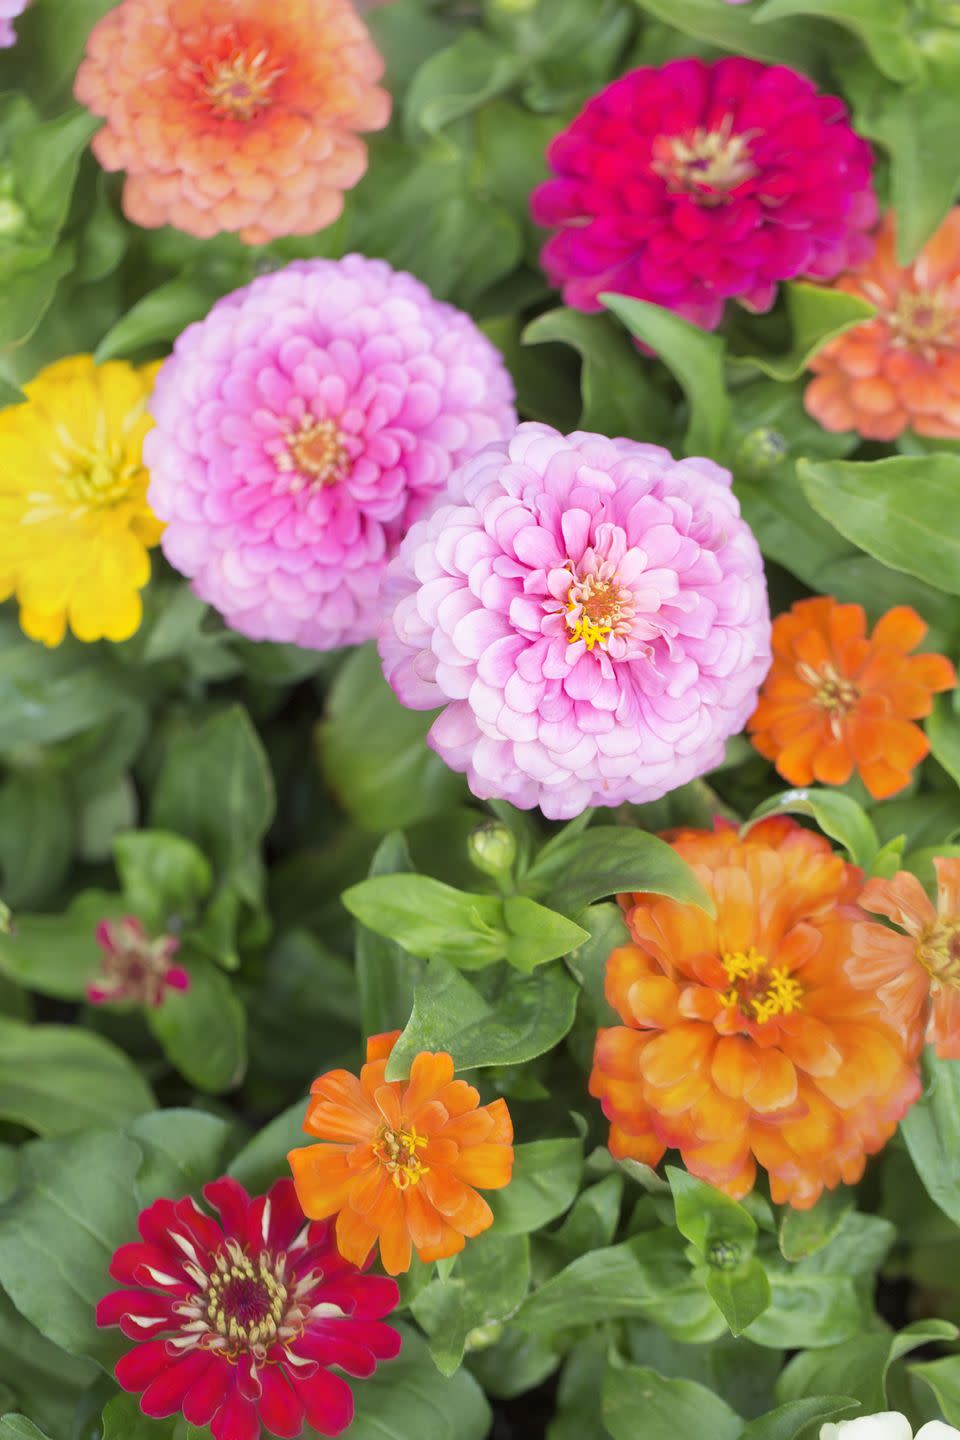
145, 255, 516, 650
97, 1176, 401, 1440
531, 57, 877, 330
87, 916, 189, 1008
379, 423, 771, 820
0, 0, 29, 47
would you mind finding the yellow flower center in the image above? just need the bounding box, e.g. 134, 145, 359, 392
203, 47, 284, 121
719, 947, 805, 1025
653, 117, 758, 204
889, 287, 960, 354
373, 1125, 430, 1190
279, 417, 349, 492
52, 416, 142, 508
565, 574, 634, 651
916, 920, 960, 988
796, 661, 861, 739
205, 1239, 288, 1351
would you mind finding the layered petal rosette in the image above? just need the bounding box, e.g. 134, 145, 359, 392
379, 423, 771, 819
145, 255, 516, 649
0, 0, 29, 46
74, 0, 390, 243
531, 57, 876, 330
590, 819, 921, 1208
97, 1176, 401, 1440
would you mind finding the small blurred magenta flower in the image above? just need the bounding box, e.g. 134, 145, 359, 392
0, 1, 29, 47
88, 916, 189, 1008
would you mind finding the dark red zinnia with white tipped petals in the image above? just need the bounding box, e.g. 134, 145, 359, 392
531, 56, 877, 331
97, 1176, 401, 1440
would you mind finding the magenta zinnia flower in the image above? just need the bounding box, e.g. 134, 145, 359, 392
531, 57, 877, 331
97, 1177, 401, 1440
87, 916, 189, 1008
0, 0, 29, 46
145, 255, 516, 649
379, 423, 771, 820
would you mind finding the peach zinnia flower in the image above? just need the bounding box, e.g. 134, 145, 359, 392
589, 818, 921, 1209
74, 0, 390, 244
748, 597, 956, 799
806, 209, 960, 439
854, 859, 960, 1061
288, 1032, 514, 1275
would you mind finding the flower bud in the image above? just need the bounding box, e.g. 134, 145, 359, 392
735, 427, 787, 478
468, 821, 517, 881
706, 1239, 742, 1272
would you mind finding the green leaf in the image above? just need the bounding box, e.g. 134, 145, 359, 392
319, 644, 467, 832
147, 951, 247, 1094
342, 875, 508, 969
740, 1398, 862, 1440
502, 897, 589, 972
228, 1096, 308, 1194
730, 283, 875, 383
99, 1394, 177, 1440
0, 769, 73, 908
602, 1361, 742, 1440
95, 266, 244, 362
564, 901, 628, 1027
0, 1419, 53, 1440
630, 0, 826, 66
745, 789, 879, 869
347, 1322, 491, 1440
128, 1108, 236, 1207
753, 0, 918, 82
0, 620, 136, 751
0, 890, 130, 999
12, 109, 100, 234
927, 689, 960, 789
779, 1189, 853, 1262
488, 1139, 583, 1235
151, 705, 275, 902
912, 1355, 960, 1426
355, 833, 426, 1037
602, 293, 730, 457
0, 1016, 154, 1136
0, 245, 74, 349
523, 309, 664, 440
523, 826, 714, 919
114, 829, 213, 932
901, 1049, 960, 1226
0, 1130, 142, 1367
669, 1167, 758, 1257
386, 959, 578, 1080
412, 1233, 530, 1375
801, 453, 960, 596
0, 1287, 98, 1440
707, 1259, 773, 1338
777, 1320, 959, 1413
745, 1266, 861, 1351
404, 30, 524, 137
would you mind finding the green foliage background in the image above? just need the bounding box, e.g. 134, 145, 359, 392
2, 0, 960, 1437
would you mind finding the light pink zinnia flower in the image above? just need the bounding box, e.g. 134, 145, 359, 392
88, 916, 189, 1007
0, 0, 29, 46
379, 424, 771, 820
145, 256, 516, 649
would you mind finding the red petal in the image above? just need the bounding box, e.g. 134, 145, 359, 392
211, 1377, 261, 1440
289, 1367, 355, 1438
141, 1350, 213, 1418
259, 1368, 306, 1440
261, 1178, 308, 1252
115, 1339, 178, 1392
204, 1177, 253, 1241
182, 1354, 232, 1427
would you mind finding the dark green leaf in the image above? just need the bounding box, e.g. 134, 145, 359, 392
12, 109, 100, 234
630, 0, 826, 67
0, 890, 131, 999
745, 789, 879, 869
753, 0, 918, 82
95, 267, 243, 362
523, 309, 664, 440
412, 1233, 530, 1375
911, 1355, 960, 1426
386, 959, 578, 1080
523, 827, 714, 918
669, 1167, 758, 1256
740, 1398, 861, 1440
488, 1139, 583, 1235
147, 951, 247, 1094
729, 283, 875, 383
0, 245, 74, 349
777, 1320, 958, 1413
602, 1360, 742, 1440
902, 1049, 960, 1226
0, 1287, 98, 1440
355, 833, 426, 1036
0, 769, 73, 908
347, 1322, 491, 1440
927, 690, 960, 790
128, 1108, 236, 1206
228, 1096, 308, 1195
0, 1017, 154, 1136
779, 1189, 853, 1262
114, 829, 213, 931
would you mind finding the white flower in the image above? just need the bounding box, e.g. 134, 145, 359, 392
821, 1416, 960, 1440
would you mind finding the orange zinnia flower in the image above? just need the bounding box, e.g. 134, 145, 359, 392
75, 0, 390, 244
288, 1032, 514, 1275
748, 597, 956, 799
805, 209, 960, 440
589, 818, 920, 1209
854, 859, 960, 1061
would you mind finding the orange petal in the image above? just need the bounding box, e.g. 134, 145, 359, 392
711, 1036, 760, 1099
452, 1142, 514, 1191
870, 605, 927, 654
640, 1023, 714, 1088
366, 1031, 401, 1063
335, 1205, 380, 1269
288, 1144, 355, 1219
403, 1051, 456, 1117
859, 871, 936, 935
935, 857, 960, 917
744, 1048, 798, 1113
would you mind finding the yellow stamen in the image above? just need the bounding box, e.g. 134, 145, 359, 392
374, 1126, 431, 1190
720, 949, 804, 1025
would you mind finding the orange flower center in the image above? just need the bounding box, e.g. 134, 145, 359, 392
203, 47, 284, 121
916, 920, 960, 988
279, 417, 349, 492
797, 661, 861, 737
653, 117, 757, 204
888, 287, 959, 354
719, 946, 805, 1025
373, 1125, 430, 1190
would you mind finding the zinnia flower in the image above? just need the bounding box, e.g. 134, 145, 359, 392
288, 1031, 514, 1275
74, 0, 390, 244
87, 916, 189, 1008
822, 1418, 960, 1440
145, 255, 516, 649
748, 597, 956, 799
806, 210, 960, 439
0, 0, 29, 46
0, 356, 162, 646
853, 859, 960, 1060
531, 57, 876, 330
379, 422, 770, 820
589, 818, 921, 1208
97, 1176, 401, 1440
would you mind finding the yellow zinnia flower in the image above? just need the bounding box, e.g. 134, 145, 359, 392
0, 355, 162, 646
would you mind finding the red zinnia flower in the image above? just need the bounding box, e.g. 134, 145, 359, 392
531, 57, 876, 331
97, 1177, 401, 1440
87, 916, 189, 1007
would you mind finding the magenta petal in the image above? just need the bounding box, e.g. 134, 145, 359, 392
141, 1350, 214, 1418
